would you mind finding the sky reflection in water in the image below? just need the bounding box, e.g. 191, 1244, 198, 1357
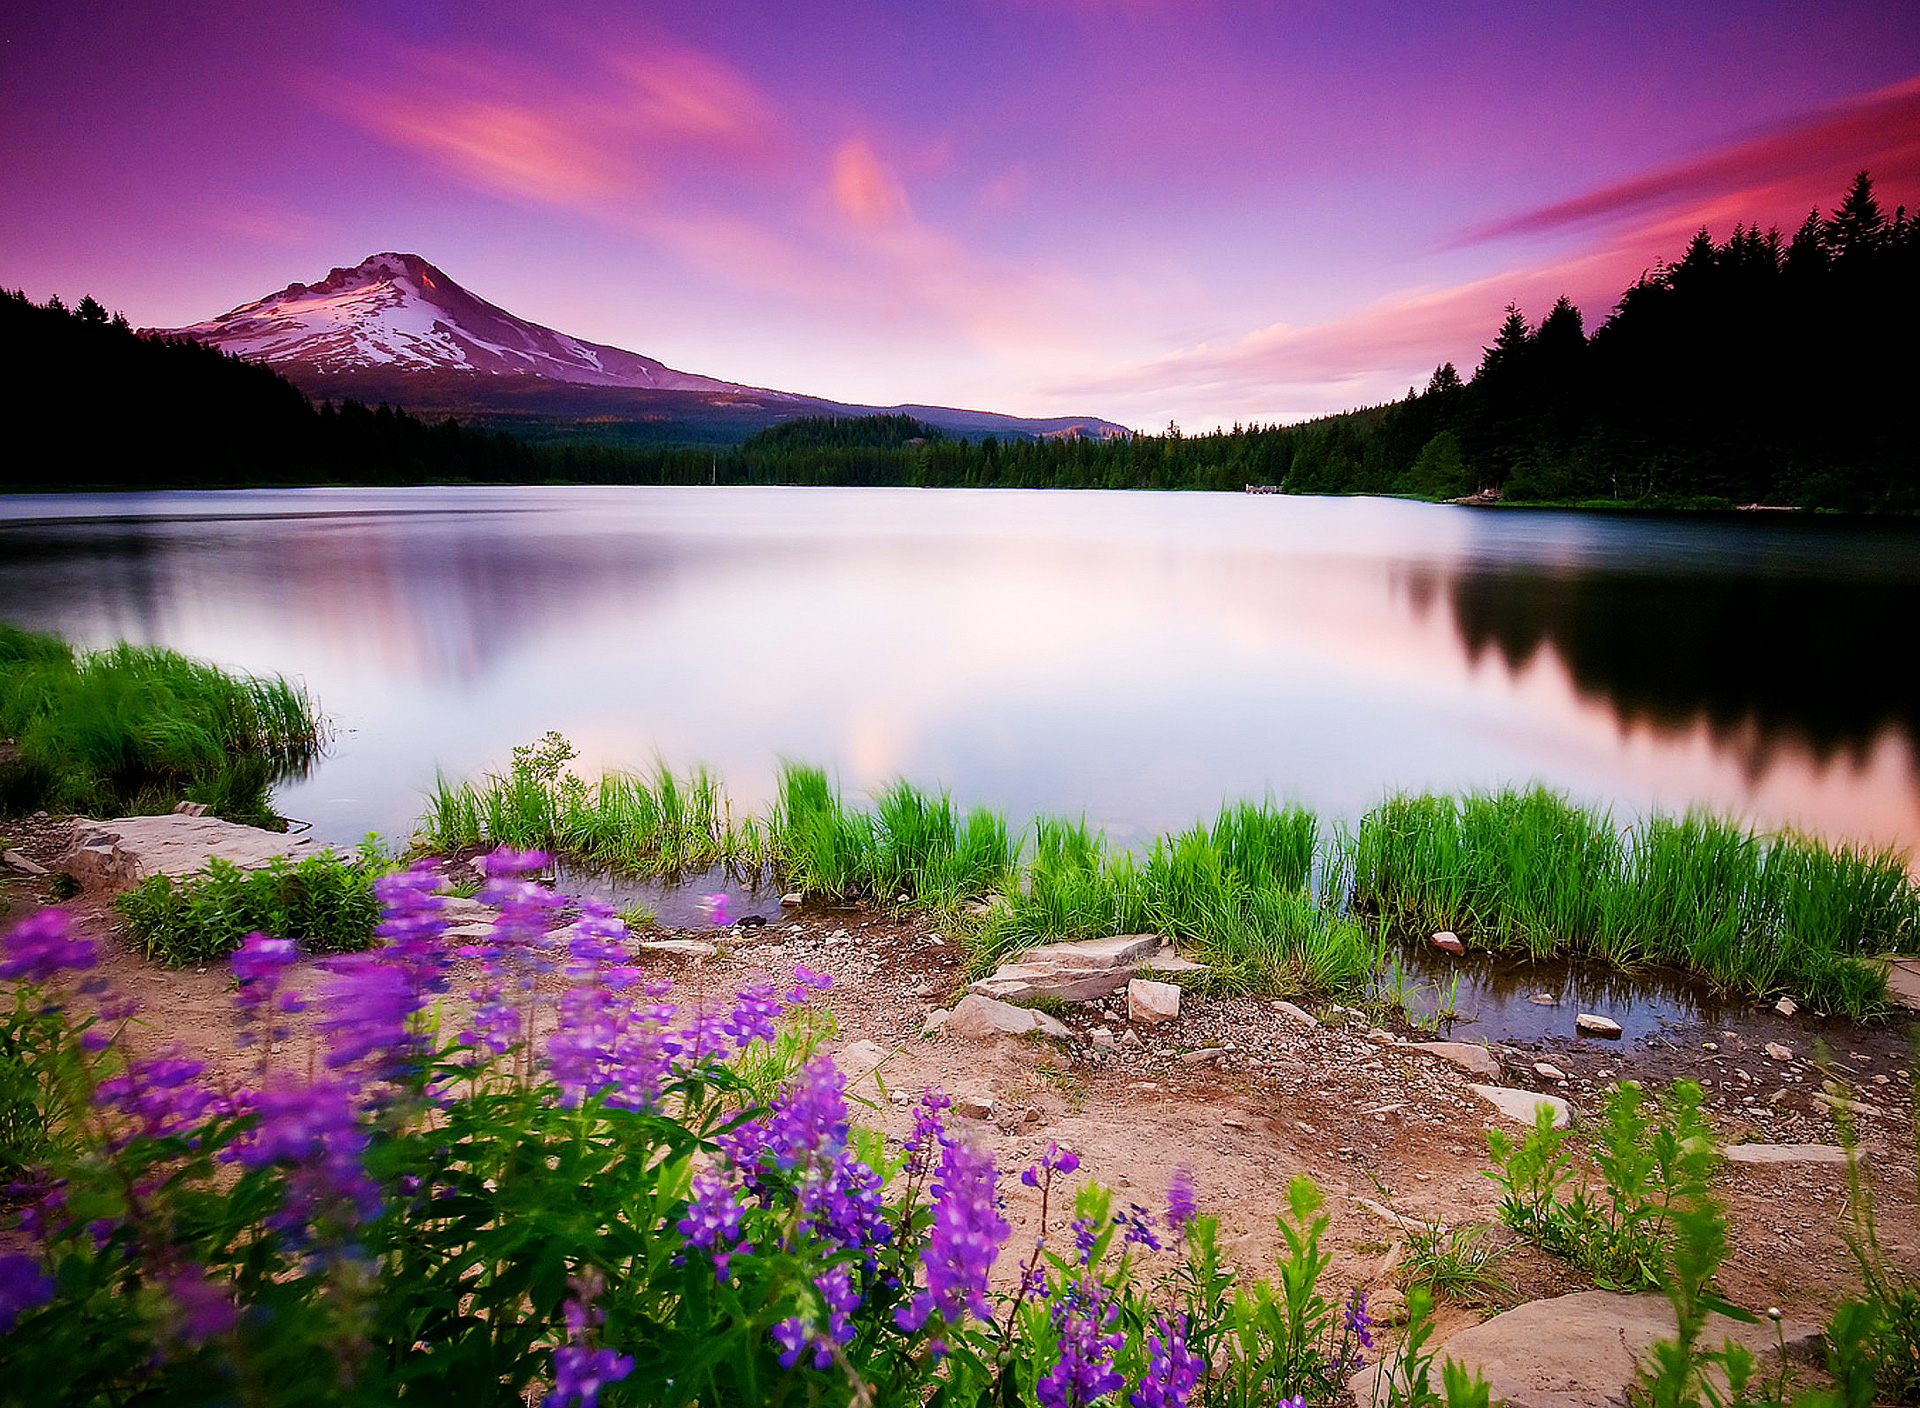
0, 486, 1913, 861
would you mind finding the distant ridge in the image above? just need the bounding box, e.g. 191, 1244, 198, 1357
148, 254, 1130, 443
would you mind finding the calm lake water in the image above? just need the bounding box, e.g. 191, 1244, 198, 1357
2, 487, 1916, 874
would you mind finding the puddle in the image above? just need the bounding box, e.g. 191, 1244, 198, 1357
552, 861, 787, 929
1376, 942, 1735, 1048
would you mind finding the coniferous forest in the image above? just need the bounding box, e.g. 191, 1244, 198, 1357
4, 172, 1913, 510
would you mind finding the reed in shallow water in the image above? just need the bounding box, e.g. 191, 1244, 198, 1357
0, 624, 322, 825
415, 744, 1920, 1014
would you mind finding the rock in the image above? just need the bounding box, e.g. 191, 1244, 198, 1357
58, 813, 331, 890
1535, 1061, 1568, 1082
836, 1039, 889, 1084
1431, 930, 1466, 955
1528, 992, 1558, 1005
1368, 1286, 1409, 1327
1366, 1027, 1397, 1045
1140, 951, 1208, 977
952, 1092, 995, 1120
1179, 1047, 1226, 1065
965, 893, 1010, 918
170, 801, 211, 817
780, 891, 803, 907
1764, 1042, 1793, 1061
1724, 1143, 1849, 1166
1355, 1196, 1443, 1234
1120, 1028, 1143, 1049
440, 896, 494, 926
1409, 1042, 1501, 1079
2, 848, 49, 877
1128, 978, 1182, 1026
1091, 1027, 1116, 1050
1886, 959, 1920, 1011
968, 933, 1165, 1003
1350, 1290, 1820, 1408
1469, 1084, 1572, 1128
640, 938, 719, 958
1775, 996, 1799, 1017
1272, 1000, 1319, 1029
945, 994, 1072, 1042
443, 923, 496, 942
1813, 1091, 1878, 1117
1575, 1012, 1622, 1038
921, 1008, 952, 1036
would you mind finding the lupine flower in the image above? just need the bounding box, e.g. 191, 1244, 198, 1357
786, 965, 832, 1005
1165, 1165, 1196, 1235
724, 980, 782, 1049
547, 903, 636, 1106
93, 1051, 225, 1146
1070, 1215, 1098, 1264
676, 1169, 750, 1278
1131, 1313, 1203, 1408
1021, 1140, 1080, 1188
800, 1152, 892, 1261
1, 909, 96, 982
774, 1264, 861, 1370
902, 1089, 952, 1175
165, 1263, 237, 1344
764, 1058, 848, 1170
1036, 1277, 1126, 1408
315, 954, 421, 1076
230, 1076, 379, 1232
0, 1253, 53, 1330
1114, 1203, 1161, 1251
896, 1138, 1008, 1329
231, 933, 303, 1048
548, 1348, 634, 1408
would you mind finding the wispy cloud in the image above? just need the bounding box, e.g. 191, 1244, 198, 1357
1472, 75, 1920, 243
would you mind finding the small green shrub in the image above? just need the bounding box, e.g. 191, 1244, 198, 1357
115, 853, 377, 966
1486, 1079, 1714, 1289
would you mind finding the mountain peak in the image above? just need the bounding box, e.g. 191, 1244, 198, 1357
149, 253, 743, 391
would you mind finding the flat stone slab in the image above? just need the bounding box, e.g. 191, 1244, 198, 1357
1140, 951, 1208, 976
639, 938, 719, 959
1724, 1143, 1849, 1166
1886, 957, 1920, 1011
945, 994, 1072, 1042
1272, 1000, 1319, 1029
1410, 1041, 1501, 1079
1470, 1084, 1572, 1128
60, 813, 331, 890
967, 932, 1166, 1003
1350, 1290, 1821, 1408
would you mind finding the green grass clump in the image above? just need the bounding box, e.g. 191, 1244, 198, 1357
1350, 787, 1919, 1019
116, 853, 378, 967
0, 624, 321, 825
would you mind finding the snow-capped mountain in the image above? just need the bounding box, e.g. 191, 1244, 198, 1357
149, 253, 754, 392
147, 253, 1130, 441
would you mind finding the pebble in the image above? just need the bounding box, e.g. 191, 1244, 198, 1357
1765, 1042, 1793, 1061
1535, 1061, 1568, 1082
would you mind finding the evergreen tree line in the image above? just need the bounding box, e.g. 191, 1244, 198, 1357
0, 288, 539, 492
6, 171, 1912, 509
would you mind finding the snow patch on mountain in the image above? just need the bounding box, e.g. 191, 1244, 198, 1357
148, 253, 762, 394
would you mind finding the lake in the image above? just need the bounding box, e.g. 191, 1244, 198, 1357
2, 486, 1916, 867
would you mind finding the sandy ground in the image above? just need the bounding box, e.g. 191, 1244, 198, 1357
3, 821, 1917, 1350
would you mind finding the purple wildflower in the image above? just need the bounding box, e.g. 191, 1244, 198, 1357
1166, 1165, 1196, 1235
1021, 1140, 1080, 1188
676, 1169, 750, 1278
548, 1348, 634, 1408
230, 1076, 380, 1231
895, 1138, 1008, 1330
231, 933, 303, 1049
763, 1058, 848, 1170
902, 1089, 952, 1176
1130, 1313, 1203, 1408
1342, 1285, 1374, 1352
0, 1253, 53, 1331
165, 1262, 237, 1344
1036, 1277, 1126, 1408
1, 909, 96, 983
801, 1152, 892, 1259
93, 1050, 224, 1146
547, 903, 638, 1106
774, 1263, 861, 1371
1114, 1203, 1161, 1252
724, 979, 783, 1049
786, 965, 833, 1005
1070, 1215, 1098, 1264
314, 953, 420, 1076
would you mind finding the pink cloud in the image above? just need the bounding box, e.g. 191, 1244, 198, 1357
319, 39, 781, 209
830, 138, 911, 227
1473, 75, 1920, 243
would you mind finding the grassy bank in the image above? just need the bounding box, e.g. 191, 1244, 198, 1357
417, 743, 1920, 1016
0, 625, 323, 826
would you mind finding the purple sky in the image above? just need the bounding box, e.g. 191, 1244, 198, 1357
5, 0, 1917, 429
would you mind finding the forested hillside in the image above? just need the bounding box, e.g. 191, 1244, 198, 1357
6, 172, 1913, 509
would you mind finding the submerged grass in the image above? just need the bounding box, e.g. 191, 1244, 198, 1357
415, 741, 1920, 1014
0, 624, 322, 826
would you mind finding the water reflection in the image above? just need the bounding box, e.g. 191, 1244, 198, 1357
0, 489, 1914, 862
